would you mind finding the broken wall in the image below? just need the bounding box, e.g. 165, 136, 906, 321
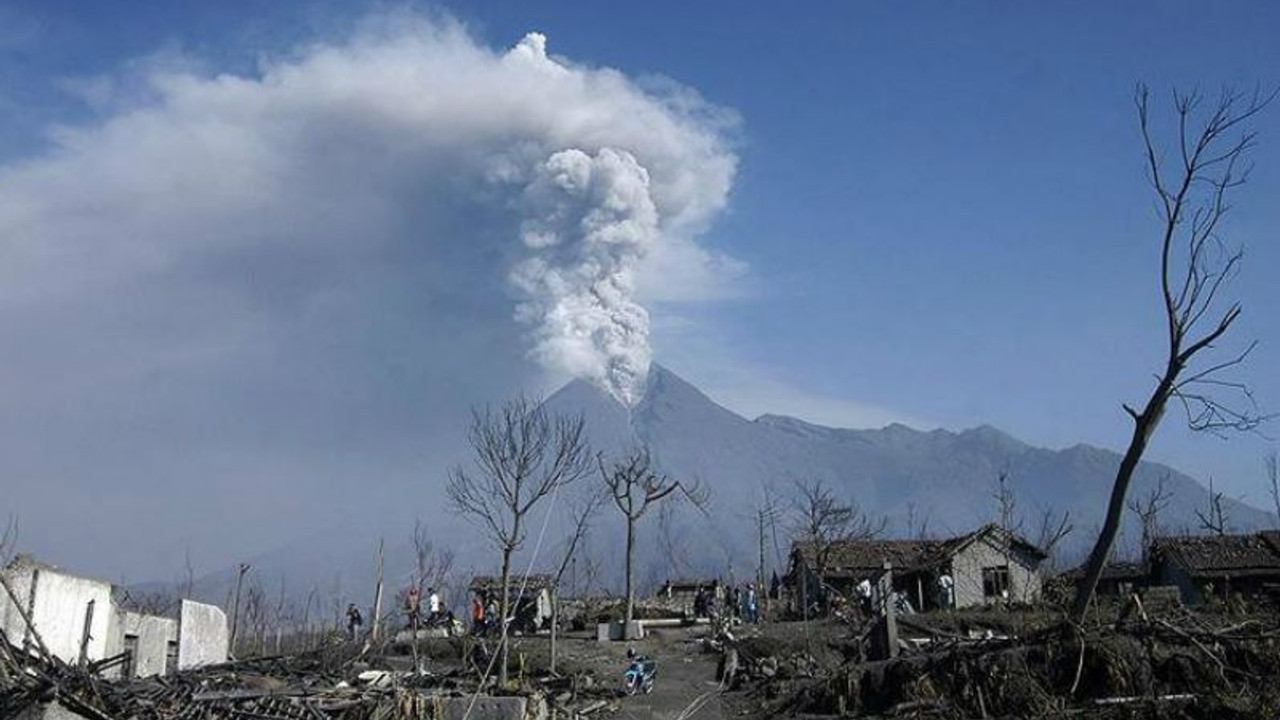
1, 557, 114, 664
178, 599, 228, 669
0, 558, 37, 644
107, 610, 177, 678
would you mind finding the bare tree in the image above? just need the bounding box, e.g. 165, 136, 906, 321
790, 478, 886, 613
116, 587, 180, 616
600, 448, 706, 629
446, 396, 593, 684
991, 470, 1023, 533
1194, 476, 1229, 536
549, 484, 606, 673
1033, 506, 1074, 572
410, 520, 456, 599
552, 485, 608, 588
1072, 85, 1274, 623
1266, 451, 1280, 528
904, 501, 932, 541
751, 484, 786, 606
1127, 475, 1174, 562
181, 547, 196, 600
0, 514, 17, 565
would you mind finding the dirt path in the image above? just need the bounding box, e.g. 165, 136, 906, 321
610, 628, 727, 720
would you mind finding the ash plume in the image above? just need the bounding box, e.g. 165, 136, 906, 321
0, 15, 737, 576
513, 148, 657, 406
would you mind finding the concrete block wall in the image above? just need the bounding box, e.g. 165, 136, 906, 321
107, 610, 178, 679
1, 558, 114, 664
178, 599, 229, 669
3, 557, 229, 677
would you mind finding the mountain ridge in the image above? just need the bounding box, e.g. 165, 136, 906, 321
546, 363, 1274, 559
164, 363, 1274, 610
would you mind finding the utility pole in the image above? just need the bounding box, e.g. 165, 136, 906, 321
757, 508, 767, 611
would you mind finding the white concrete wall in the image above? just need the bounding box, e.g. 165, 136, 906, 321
178, 599, 228, 669
0, 560, 37, 646
106, 610, 177, 678
1, 559, 117, 664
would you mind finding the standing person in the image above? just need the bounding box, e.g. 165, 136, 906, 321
345, 603, 363, 641
936, 574, 955, 611
484, 595, 499, 634
405, 585, 422, 629
745, 583, 759, 624
856, 579, 873, 615
427, 587, 441, 625
693, 587, 707, 618
471, 593, 485, 635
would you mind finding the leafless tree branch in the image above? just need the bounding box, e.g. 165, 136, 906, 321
445, 396, 592, 683
1072, 83, 1274, 623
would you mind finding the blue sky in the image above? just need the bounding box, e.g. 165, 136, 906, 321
1, 1, 1277, 578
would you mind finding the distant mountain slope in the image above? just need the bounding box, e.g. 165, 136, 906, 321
544, 364, 1274, 565
170, 363, 1273, 611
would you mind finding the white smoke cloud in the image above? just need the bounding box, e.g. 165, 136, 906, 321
0, 14, 739, 576
514, 147, 659, 404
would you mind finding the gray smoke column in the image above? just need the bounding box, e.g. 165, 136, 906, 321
513, 148, 657, 406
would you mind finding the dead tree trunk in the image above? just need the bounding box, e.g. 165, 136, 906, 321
1071, 85, 1273, 623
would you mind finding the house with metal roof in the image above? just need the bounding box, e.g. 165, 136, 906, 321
1151, 531, 1280, 606
787, 524, 1048, 612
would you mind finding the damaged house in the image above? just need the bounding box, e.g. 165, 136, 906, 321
469, 574, 554, 633
0, 555, 229, 678
1151, 531, 1280, 606
787, 524, 1047, 611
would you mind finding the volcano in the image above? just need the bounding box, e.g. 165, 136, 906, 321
544, 363, 1274, 567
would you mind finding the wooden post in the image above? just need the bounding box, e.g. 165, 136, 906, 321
757, 509, 767, 614
229, 563, 250, 654
549, 586, 558, 674
879, 561, 898, 659
371, 538, 385, 643
78, 599, 95, 668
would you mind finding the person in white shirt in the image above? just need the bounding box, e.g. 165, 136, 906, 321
427, 587, 441, 623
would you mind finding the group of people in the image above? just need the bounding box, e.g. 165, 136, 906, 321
852, 572, 955, 617
469, 591, 500, 635
341, 585, 452, 641
404, 585, 450, 629
692, 581, 760, 623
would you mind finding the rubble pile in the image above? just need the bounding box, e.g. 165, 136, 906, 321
723, 605, 1280, 719
0, 628, 617, 720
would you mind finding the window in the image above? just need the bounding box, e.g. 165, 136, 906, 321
982, 566, 1010, 599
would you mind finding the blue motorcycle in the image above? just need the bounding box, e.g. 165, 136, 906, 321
622, 648, 656, 695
